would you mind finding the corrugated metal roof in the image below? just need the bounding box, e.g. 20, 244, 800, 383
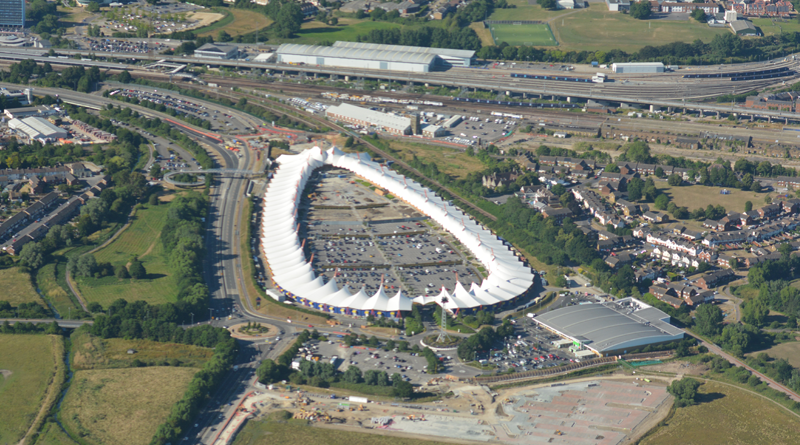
331, 41, 475, 59
277, 43, 437, 65
535, 297, 684, 352
326, 103, 411, 132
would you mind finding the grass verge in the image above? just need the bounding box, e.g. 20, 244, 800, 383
36, 262, 80, 319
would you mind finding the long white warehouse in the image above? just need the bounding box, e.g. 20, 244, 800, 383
261, 147, 535, 318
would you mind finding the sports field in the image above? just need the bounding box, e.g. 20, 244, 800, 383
490, 23, 557, 46
76, 203, 179, 307
656, 184, 763, 214
61, 367, 197, 445
641, 381, 800, 445
0, 335, 58, 444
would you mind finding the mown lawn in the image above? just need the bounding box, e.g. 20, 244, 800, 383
552, 4, 730, 52
641, 381, 800, 445
71, 330, 213, 370
60, 367, 197, 445
77, 203, 179, 307
657, 183, 763, 214
0, 335, 57, 445
197, 8, 273, 38
276, 18, 444, 45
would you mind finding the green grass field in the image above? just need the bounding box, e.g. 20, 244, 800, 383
552, 4, 730, 52
0, 266, 46, 307
746, 342, 800, 368
657, 184, 763, 214
71, 330, 213, 370
0, 335, 57, 444
61, 367, 197, 445
77, 203, 179, 307
487, 0, 566, 21
35, 422, 79, 445
490, 23, 556, 46
36, 262, 80, 319
233, 411, 456, 445
279, 18, 445, 45
751, 17, 800, 37
641, 381, 800, 445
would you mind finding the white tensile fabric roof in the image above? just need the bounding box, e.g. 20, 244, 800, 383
261, 147, 535, 313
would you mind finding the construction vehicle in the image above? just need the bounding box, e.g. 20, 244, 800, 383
554, 430, 564, 436
359, 404, 366, 411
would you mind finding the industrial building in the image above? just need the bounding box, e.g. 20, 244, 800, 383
326, 103, 412, 135
0, 0, 25, 27
422, 125, 445, 138
193, 43, 239, 59
442, 115, 463, 128
532, 298, 685, 356
261, 147, 535, 317
4, 105, 56, 120
276, 41, 476, 73
8, 117, 68, 143
611, 62, 665, 74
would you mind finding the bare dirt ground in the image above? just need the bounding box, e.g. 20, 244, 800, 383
642, 361, 709, 376
186, 12, 225, 30
0, 369, 11, 379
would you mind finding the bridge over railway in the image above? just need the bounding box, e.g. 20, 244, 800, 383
163, 169, 260, 186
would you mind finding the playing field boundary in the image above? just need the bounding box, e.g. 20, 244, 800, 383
485, 21, 559, 47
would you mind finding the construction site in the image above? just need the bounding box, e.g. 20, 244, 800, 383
218, 375, 673, 445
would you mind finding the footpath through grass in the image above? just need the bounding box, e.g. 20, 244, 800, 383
76, 203, 179, 307
0, 334, 58, 444
641, 380, 800, 445
60, 367, 197, 445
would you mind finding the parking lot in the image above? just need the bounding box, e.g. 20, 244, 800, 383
292, 337, 459, 385
425, 114, 519, 145
303, 170, 484, 298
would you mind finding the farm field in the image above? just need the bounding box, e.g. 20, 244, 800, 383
490, 23, 556, 46
77, 203, 178, 307
37, 262, 80, 319
196, 8, 272, 37
656, 184, 763, 214
0, 335, 58, 445
641, 381, 800, 445
551, 4, 729, 52
71, 330, 213, 370
233, 412, 455, 445
0, 266, 46, 307
60, 367, 197, 445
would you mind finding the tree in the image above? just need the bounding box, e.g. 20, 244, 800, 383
551, 184, 566, 196
237, 97, 248, 107
667, 377, 702, 407
148, 194, 160, 206
654, 166, 665, 178
627, 177, 644, 201
217, 30, 232, 42
654, 194, 670, 210
87, 302, 103, 313
741, 298, 768, 327
115, 264, 131, 279
392, 380, 414, 398
630, 1, 651, 19
275, 3, 304, 38
694, 303, 723, 336
667, 174, 683, 186
344, 136, 354, 148
690, 8, 706, 22
86, 1, 100, 12
117, 70, 132, 83
328, 17, 338, 26
744, 201, 753, 212
19, 242, 44, 270
623, 141, 652, 163
128, 256, 146, 279
344, 365, 362, 383
537, 0, 557, 8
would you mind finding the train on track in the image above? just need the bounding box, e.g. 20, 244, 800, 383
322, 92, 443, 106
510, 73, 593, 83
731, 70, 795, 82
454, 97, 580, 108
682, 66, 790, 79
